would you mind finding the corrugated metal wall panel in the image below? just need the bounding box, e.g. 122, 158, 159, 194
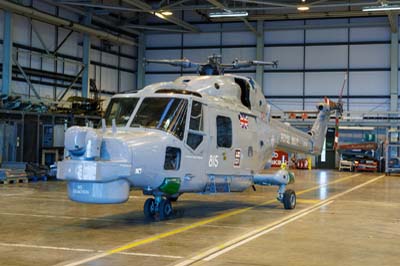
222, 28, 256, 45
348, 98, 389, 112
120, 71, 136, 92
222, 47, 256, 64
13, 14, 30, 46
145, 49, 182, 71
102, 52, 118, 66
268, 99, 303, 111
57, 29, 80, 57
349, 71, 390, 95
146, 34, 182, 47
305, 45, 348, 69
145, 74, 181, 85
350, 44, 390, 68
184, 32, 220, 46
121, 58, 136, 71
101, 68, 118, 92
265, 46, 303, 69
306, 28, 348, 43
305, 72, 347, 95
31, 20, 55, 50
0, 10, 3, 39
265, 30, 304, 44
349, 27, 390, 42
264, 73, 303, 96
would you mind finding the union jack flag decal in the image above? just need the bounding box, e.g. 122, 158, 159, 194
238, 113, 249, 129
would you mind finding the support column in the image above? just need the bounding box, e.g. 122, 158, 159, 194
255, 20, 264, 87
2, 11, 12, 96
136, 32, 145, 90
81, 11, 92, 98
390, 14, 399, 112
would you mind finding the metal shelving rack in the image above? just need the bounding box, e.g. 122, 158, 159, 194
0, 109, 101, 165
385, 129, 400, 175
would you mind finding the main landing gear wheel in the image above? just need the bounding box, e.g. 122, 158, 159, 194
144, 198, 156, 219
283, 189, 296, 210
159, 199, 173, 220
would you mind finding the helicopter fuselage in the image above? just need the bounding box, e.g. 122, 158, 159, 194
58, 74, 329, 207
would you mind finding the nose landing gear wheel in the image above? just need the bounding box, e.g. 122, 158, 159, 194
144, 198, 156, 219
159, 199, 173, 220
167, 193, 182, 202
283, 189, 296, 210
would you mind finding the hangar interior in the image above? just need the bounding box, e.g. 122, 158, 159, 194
0, 1, 399, 266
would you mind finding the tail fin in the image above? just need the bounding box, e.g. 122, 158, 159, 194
309, 99, 343, 154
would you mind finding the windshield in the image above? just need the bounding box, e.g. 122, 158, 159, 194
131, 97, 188, 140
103, 97, 139, 127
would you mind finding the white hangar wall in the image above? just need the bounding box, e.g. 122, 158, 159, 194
145, 17, 399, 112
0, 3, 137, 105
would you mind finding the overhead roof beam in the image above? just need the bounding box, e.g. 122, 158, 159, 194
206, 0, 257, 34
122, 0, 199, 32
0, 1, 136, 46
41, 0, 140, 36
158, 0, 193, 11
231, 0, 296, 8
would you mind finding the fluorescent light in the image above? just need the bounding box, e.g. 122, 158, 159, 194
160, 10, 173, 16
209, 11, 248, 18
154, 12, 165, 19
297, 5, 310, 11
362, 4, 400, 11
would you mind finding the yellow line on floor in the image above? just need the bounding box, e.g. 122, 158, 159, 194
61, 172, 363, 266
296, 199, 321, 204
177, 175, 385, 266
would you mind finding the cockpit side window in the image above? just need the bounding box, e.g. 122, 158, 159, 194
187, 101, 204, 150
103, 98, 139, 127
234, 78, 251, 110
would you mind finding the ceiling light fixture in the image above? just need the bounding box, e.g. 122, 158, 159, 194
160, 10, 173, 16
362, 4, 400, 11
208, 11, 248, 18
154, 12, 165, 19
297, 5, 310, 11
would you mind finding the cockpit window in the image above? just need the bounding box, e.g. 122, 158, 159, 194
103, 97, 139, 127
131, 97, 188, 140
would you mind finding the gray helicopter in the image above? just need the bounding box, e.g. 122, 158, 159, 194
57, 55, 341, 220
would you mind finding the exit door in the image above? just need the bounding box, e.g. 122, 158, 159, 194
316, 128, 336, 169
1, 121, 23, 162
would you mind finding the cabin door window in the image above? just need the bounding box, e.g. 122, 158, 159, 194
216, 116, 232, 148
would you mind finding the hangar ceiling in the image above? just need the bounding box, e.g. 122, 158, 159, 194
41, 0, 400, 36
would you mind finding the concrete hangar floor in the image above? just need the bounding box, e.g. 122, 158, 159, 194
0, 170, 398, 266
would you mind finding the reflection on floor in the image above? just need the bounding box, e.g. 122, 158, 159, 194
0, 170, 398, 266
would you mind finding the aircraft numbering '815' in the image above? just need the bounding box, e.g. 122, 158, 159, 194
57, 55, 342, 220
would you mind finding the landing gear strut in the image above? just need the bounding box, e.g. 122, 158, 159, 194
143, 196, 173, 220
277, 185, 296, 210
